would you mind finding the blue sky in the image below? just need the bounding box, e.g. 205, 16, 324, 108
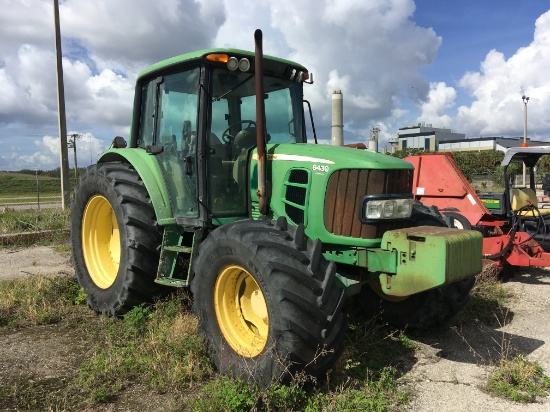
415, 0, 550, 107
0, 0, 550, 170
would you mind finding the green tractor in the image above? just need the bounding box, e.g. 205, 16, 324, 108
71, 30, 482, 385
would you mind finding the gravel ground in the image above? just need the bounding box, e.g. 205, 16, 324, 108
1, 246, 550, 411
0, 245, 72, 279
403, 268, 550, 411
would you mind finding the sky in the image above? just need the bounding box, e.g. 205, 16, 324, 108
1, 0, 550, 170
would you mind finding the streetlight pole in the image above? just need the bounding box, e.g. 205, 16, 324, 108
521, 95, 530, 186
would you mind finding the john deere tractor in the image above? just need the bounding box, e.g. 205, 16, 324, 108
71, 30, 482, 385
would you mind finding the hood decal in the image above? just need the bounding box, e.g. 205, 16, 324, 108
253, 153, 335, 164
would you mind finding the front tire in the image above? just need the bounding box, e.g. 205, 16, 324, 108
71, 162, 162, 316
361, 277, 475, 330
192, 218, 346, 385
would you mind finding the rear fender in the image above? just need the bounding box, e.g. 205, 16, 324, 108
99, 149, 175, 225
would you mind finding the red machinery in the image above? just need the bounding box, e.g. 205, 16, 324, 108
405, 150, 550, 271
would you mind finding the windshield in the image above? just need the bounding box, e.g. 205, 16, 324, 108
210, 68, 305, 146
206, 67, 305, 216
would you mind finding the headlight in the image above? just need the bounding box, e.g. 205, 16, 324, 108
359, 195, 413, 223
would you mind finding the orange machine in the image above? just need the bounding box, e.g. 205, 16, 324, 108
406, 150, 550, 271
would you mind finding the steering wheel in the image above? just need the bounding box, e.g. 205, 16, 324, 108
221, 120, 256, 143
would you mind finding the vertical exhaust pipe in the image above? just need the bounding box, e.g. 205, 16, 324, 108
255, 29, 268, 215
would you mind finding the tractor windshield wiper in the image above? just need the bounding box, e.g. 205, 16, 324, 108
213, 74, 254, 102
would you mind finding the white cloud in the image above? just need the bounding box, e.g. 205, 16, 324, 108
0, 44, 57, 125
417, 82, 456, 128
16, 132, 105, 171
1, 0, 549, 171
267, 0, 440, 139
0, 0, 52, 59
60, 0, 226, 74
455, 10, 550, 138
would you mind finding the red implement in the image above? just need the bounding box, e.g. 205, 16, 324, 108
405, 152, 550, 271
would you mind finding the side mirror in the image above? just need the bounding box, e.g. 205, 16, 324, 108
112, 136, 127, 148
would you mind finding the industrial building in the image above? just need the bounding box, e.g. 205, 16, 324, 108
396, 124, 546, 153
396, 124, 465, 151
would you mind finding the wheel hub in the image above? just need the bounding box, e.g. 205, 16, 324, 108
82, 195, 120, 289
214, 265, 268, 357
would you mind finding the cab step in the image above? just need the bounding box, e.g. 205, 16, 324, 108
154, 277, 188, 287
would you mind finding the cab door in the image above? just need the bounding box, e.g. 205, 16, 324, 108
138, 68, 201, 219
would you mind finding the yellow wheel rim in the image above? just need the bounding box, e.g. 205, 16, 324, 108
82, 195, 121, 289
214, 265, 269, 357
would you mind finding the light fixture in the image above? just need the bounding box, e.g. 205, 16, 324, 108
227, 56, 238, 71
238, 58, 250, 72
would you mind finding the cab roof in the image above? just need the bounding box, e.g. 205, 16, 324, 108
501, 146, 550, 168
138, 48, 307, 80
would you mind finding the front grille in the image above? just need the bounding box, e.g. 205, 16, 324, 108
324, 169, 413, 239
284, 168, 310, 225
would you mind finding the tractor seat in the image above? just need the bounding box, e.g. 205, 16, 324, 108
511, 188, 550, 216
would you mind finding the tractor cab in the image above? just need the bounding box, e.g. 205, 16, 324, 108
130, 50, 308, 226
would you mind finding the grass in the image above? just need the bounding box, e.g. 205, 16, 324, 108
184, 307, 413, 411
0, 275, 413, 411
0, 208, 70, 246
0, 208, 70, 234
0, 171, 61, 199
0, 276, 85, 328
0, 251, 542, 410
486, 356, 550, 402
76, 294, 213, 402
452, 272, 550, 404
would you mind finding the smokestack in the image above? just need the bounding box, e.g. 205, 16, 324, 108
331, 90, 343, 145
368, 125, 380, 152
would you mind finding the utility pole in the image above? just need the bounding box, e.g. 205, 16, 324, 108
53, 0, 71, 209
35, 167, 40, 210
68, 133, 82, 188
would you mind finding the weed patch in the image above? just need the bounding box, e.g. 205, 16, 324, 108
0, 377, 72, 411
76, 292, 213, 401
187, 366, 409, 412
0, 276, 84, 327
486, 356, 550, 402
0, 208, 70, 246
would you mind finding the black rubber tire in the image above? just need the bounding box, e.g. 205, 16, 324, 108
71, 162, 162, 316
442, 211, 472, 230
192, 217, 346, 386
360, 201, 475, 330
410, 201, 448, 227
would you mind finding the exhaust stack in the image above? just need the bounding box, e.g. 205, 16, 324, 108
254, 29, 268, 215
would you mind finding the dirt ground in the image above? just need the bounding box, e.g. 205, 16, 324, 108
1, 246, 550, 411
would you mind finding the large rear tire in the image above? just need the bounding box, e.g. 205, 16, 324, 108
71, 162, 162, 316
192, 217, 346, 386
361, 201, 475, 330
